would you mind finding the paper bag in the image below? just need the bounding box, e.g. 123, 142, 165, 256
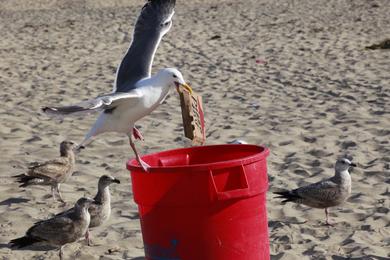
178, 89, 206, 145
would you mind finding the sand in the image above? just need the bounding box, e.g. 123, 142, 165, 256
0, 0, 389, 259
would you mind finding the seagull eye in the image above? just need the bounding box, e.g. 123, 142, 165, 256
173, 74, 177, 78
162, 20, 171, 27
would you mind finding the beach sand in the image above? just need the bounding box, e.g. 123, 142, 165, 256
0, 0, 389, 259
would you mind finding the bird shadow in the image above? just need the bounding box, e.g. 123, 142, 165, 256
0, 243, 10, 249
331, 256, 389, 260
121, 213, 140, 220
12, 244, 57, 252
0, 243, 56, 252
268, 219, 307, 228
0, 197, 30, 206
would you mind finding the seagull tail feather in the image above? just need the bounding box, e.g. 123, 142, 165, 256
13, 174, 43, 187
12, 174, 25, 178
9, 236, 41, 248
273, 190, 301, 203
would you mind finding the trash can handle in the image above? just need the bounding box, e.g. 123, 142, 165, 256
209, 165, 251, 200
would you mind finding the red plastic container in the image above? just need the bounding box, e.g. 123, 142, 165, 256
127, 144, 270, 260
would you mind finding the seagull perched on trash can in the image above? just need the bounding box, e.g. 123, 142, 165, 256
42, 0, 192, 172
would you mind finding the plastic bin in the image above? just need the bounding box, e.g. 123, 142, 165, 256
127, 144, 270, 260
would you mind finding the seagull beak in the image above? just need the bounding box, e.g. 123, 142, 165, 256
175, 82, 193, 94
74, 145, 85, 153
349, 163, 357, 167
112, 178, 120, 184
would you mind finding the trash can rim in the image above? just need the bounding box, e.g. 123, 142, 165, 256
127, 144, 269, 173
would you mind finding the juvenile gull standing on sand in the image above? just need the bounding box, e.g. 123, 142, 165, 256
56, 175, 120, 246
13, 141, 76, 203
10, 197, 94, 260
274, 158, 356, 225
42, 0, 192, 172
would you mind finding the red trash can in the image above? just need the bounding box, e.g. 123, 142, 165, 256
127, 144, 270, 260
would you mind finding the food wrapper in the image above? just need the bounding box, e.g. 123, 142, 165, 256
178, 86, 205, 145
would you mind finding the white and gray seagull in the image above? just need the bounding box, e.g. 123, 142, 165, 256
274, 157, 356, 225
42, 0, 192, 172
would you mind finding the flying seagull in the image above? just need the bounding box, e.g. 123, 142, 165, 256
42, 0, 192, 172
274, 158, 356, 225
13, 141, 76, 203
56, 175, 120, 246
10, 197, 94, 260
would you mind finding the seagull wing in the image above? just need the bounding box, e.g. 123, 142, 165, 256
55, 201, 99, 220
27, 216, 76, 242
295, 179, 339, 203
28, 158, 67, 170
27, 158, 70, 180
114, 0, 176, 92
42, 92, 142, 116
87, 201, 100, 216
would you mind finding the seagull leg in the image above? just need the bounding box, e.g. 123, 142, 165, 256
128, 134, 150, 172
51, 186, 57, 202
132, 127, 144, 141
59, 245, 64, 260
325, 208, 333, 226
56, 184, 66, 205
85, 229, 91, 246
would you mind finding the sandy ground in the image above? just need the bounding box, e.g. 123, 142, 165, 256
0, 0, 389, 259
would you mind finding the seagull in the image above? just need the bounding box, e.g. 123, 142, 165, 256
228, 139, 248, 144
274, 158, 356, 225
55, 175, 120, 246
10, 197, 94, 260
41, 0, 192, 172
13, 141, 76, 203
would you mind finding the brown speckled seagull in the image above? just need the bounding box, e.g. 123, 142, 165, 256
274, 158, 356, 225
13, 141, 76, 203
10, 197, 94, 260
56, 175, 120, 245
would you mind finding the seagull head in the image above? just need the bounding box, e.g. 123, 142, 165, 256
335, 158, 357, 172
60, 140, 77, 155
157, 68, 193, 94
75, 197, 94, 209
98, 175, 120, 189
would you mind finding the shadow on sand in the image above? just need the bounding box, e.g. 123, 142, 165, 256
0, 197, 30, 206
